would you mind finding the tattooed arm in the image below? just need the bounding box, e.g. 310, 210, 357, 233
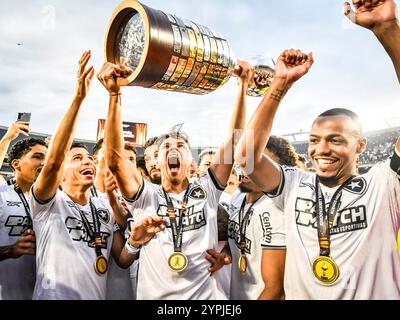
234, 50, 314, 193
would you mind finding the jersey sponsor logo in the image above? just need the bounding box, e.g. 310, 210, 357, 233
65, 217, 110, 248
157, 204, 207, 232
227, 206, 255, 254
295, 198, 368, 234
343, 177, 367, 195
259, 212, 273, 245
189, 186, 207, 200
6, 201, 22, 207
227, 220, 251, 254
5, 215, 32, 236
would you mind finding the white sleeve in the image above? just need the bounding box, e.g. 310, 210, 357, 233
0, 183, 7, 208
123, 180, 156, 219
198, 168, 225, 205
369, 158, 400, 220
265, 166, 303, 212
29, 185, 59, 221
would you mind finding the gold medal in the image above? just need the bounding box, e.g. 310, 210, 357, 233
238, 254, 247, 273
94, 255, 108, 275
312, 256, 340, 285
168, 252, 188, 273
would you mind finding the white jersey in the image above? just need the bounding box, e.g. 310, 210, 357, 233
29, 188, 118, 300
0, 182, 35, 300
269, 156, 400, 300
228, 191, 286, 300
125, 169, 226, 300
91, 187, 135, 300
126, 212, 139, 300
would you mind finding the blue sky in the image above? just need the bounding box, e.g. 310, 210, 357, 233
0, 0, 399, 146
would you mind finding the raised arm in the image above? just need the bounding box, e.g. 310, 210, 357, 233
234, 50, 314, 193
97, 62, 142, 200
210, 61, 252, 186
104, 170, 129, 230
0, 121, 30, 169
345, 0, 400, 82
34, 51, 94, 202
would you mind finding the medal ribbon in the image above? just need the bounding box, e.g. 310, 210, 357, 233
75, 199, 103, 257
315, 176, 354, 257
162, 184, 191, 253
90, 186, 99, 197
238, 196, 262, 255
13, 184, 32, 230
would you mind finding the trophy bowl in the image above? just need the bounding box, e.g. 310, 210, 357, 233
105, 0, 275, 96
104, 0, 237, 95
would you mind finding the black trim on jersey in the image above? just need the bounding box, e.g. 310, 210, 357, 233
390, 149, 400, 175
6, 178, 15, 186
123, 180, 145, 203
31, 186, 56, 205
90, 186, 98, 198
207, 167, 226, 191
261, 245, 287, 250
264, 166, 285, 198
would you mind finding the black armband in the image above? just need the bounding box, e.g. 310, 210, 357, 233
390, 150, 400, 175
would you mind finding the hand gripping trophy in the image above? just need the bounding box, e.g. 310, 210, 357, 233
104, 0, 274, 96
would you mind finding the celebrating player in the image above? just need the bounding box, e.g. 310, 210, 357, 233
235, 0, 400, 299
97, 58, 253, 299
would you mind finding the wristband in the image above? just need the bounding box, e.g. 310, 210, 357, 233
110, 92, 121, 97
125, 240, 141, 255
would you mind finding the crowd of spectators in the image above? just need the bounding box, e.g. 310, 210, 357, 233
291, 127, 399, 171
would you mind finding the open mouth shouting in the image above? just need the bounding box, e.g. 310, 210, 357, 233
167, 154, 181, 176
79, 167, 95, 179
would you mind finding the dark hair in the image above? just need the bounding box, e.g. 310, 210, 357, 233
70, 142, 89, 151
318, 108, 360, 120
124, 143, 137, 155
266, 135, 299, 167
298, 154, 306, 163
317, 108, 362, 134
156, 124, 190, 148
92, 138, 104, 156
8, 138, 47, 167
144, 136, 158, 149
